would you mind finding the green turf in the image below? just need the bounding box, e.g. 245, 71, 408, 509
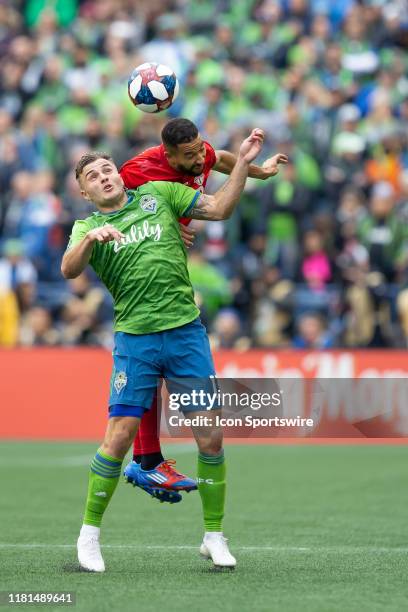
0, 442, 407, 612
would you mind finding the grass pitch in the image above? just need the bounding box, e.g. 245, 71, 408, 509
0, 442, 407, 611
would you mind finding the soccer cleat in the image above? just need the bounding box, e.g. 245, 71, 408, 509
200, 532, 236, 569
77, 534, 105, 572
138, 459, 198, 492
124, 460, 182, 504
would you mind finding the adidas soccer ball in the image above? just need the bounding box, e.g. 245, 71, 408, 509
128, 62, 179, 113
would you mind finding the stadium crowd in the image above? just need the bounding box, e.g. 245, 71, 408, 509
1, 0, 408, 349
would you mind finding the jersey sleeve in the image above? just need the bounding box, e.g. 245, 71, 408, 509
119, 146, 173, 188
120, 157, 150, 188
65, 219, 91, 251
153, 182, 200, 218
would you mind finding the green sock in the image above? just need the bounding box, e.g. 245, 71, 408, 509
197, 451, 226, 532
83, 448, 122, 527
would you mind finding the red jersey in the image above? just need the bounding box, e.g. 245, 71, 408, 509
119, 142, 217, 224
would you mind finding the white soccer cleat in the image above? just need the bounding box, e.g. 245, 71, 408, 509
200, 532, 236, 568
77, 527, 105, 572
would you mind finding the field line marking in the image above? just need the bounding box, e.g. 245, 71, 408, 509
1, 544, 408, 553
0, 455, 93, 468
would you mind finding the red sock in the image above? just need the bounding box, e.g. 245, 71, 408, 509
133, 393, 162, 456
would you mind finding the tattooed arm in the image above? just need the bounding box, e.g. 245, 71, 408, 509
186, 129, 264, 221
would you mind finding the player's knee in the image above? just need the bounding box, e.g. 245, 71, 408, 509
102, 435, 130, 458
103, 423, 136, 458
196, 432, 223, 456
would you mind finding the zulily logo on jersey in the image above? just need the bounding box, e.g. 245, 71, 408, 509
113, 221, 163, 252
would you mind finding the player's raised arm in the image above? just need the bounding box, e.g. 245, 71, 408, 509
214, 147, 288, 180
61, 225, 124, 279
185, 129, 264, 221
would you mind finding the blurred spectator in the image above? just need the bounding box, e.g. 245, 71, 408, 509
140, 13, 194, 80
0, 238, 24, 348
0, 239, 37, 312
0, 289, 19, 347
341, 181, 408, 346
252, 277, 293, 347
293, 313, 335, 349
211, 309, 248, 350
358, 181, 407, 282
301, 230, 331, 291
64, 43, 101, 94
19, 305, 60, 346
0, 0, 408, 349
25, 0, 78, 29
188, 248, 232, 324
325, 131, 367, 203
262, 161, 310, 279
59, 272, 111, 346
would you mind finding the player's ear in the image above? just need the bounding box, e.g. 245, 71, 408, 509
81, 189, 91, 202
163, 145, 175, 161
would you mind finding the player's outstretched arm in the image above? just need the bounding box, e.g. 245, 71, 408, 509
61, 225, 124, 279
186, 129, 264, 222
214, 149, 288, 180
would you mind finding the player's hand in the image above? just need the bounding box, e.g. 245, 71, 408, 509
259, 153, 289, 179
86, 225, 125, 244
238, 129, 264, 164
179, 222, 195, 249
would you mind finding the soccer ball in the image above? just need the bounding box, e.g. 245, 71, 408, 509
128, 62, 179, 113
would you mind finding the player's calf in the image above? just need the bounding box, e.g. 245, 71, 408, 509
189, 410, 235, 567
77, 415, 141, 572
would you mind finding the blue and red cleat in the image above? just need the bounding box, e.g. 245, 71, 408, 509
124, 459, 197, 504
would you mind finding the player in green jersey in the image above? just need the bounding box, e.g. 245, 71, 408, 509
62, 128, 264, 572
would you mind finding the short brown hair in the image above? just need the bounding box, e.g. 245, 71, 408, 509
75, 152, 114, 181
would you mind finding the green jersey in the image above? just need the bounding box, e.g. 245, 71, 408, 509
67, 181, 200, 334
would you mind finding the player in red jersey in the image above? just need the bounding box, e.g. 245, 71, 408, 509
120, 118, 287, 503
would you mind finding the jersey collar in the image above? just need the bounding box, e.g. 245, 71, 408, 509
93, 191, 134, 216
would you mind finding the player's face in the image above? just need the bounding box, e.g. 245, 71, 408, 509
167, 136, 206, 176
79, 159, 125, 208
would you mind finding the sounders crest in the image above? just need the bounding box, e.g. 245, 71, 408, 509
140, 195, 157, 214
114, 371, 128, 393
